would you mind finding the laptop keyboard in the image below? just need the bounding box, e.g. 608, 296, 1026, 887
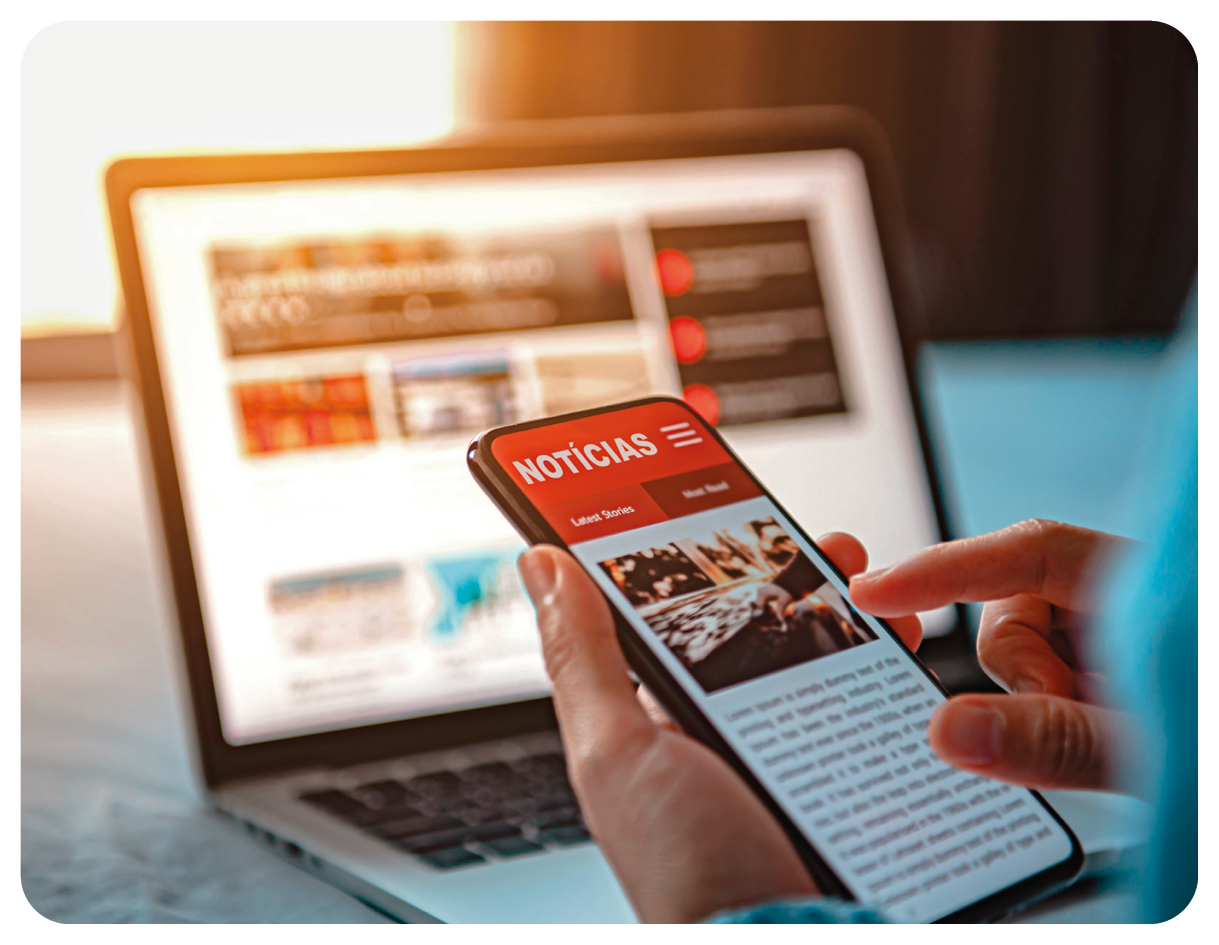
299, 751, 590, 869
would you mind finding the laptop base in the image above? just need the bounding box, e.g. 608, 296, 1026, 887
213, 732, 636, 923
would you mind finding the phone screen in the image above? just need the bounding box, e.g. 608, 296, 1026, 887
487, 399, 1076, 921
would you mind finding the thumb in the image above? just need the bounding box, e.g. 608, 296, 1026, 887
927, 694, 1124, 792
517, 546, 654, 759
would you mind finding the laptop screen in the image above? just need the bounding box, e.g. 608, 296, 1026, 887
130, 149, 949, 746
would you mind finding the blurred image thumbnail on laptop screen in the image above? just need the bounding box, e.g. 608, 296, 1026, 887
130, 150, 946, 745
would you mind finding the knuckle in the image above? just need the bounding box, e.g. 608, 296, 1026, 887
1032, 700, 1097, 786
566, 728, 637, 794
975, 635, 1001, 676
975, 605, 1003, 651
539, 620, 581, 688
1008, 518, 1061, 541
1007, 519, 1066, 593
976, 609, 1033, 684
565, 740, 604, 786
975, 647, 1005, 687
977, 662, 1015, 694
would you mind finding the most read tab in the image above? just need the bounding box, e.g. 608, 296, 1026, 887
490, 401, 761, 544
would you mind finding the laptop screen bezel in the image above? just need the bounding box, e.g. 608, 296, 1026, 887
106, 106, 970, 789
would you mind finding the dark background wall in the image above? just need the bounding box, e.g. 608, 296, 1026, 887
465, 21, 1197, 340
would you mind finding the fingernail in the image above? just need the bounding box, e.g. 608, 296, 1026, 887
937, 703, 1004, 765
518, 549, 557, 604
1013, 677, 1046, 695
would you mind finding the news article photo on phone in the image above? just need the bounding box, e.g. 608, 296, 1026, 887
468, 395, 1083, 923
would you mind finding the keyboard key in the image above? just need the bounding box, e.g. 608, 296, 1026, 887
426, 794, 479, 814
516, 752, 566, 772
394, 826, 475, 853
467, 784, 531, 807
358, 804, 424, 826
470, 822, 521, 843
418, 846, 485, 869
407, 771, 463, 796
507, 792, 575, 814
530, 772, 573, 791
461, 762, 514, 783
371, 814, 463, 839
353, 779, 423, 808
504, 796, 545, 815
540, 825, 592, 846
299, 789, 374, 824
483, 835, 544, 857
535, 809, 582, 830
461, 807, 514, 826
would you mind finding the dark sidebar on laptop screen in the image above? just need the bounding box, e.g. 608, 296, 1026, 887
128, 149, 950, 747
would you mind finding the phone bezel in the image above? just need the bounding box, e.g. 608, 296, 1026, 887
468, 394, 1084, 923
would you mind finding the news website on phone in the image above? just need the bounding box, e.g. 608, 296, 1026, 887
470, 396, 1082, 922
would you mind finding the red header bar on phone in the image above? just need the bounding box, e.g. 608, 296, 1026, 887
490, 400, 733, 507
491, 401, 762, 543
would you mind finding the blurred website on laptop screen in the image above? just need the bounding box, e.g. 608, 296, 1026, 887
131, 150, 948, 746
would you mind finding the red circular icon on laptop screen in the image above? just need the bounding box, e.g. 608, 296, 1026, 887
682, 383, 721, 426
669, 316, 707, 364
655, 248, 694, 296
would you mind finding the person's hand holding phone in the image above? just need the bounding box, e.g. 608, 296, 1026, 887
518, 533, 923, 923
849, 519, 1133, 793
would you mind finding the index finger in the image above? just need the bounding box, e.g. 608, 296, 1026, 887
848, 520, 1123, 617
818, 531, 922, 652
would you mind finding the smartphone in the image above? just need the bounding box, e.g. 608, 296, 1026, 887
467, 395, 1082, 922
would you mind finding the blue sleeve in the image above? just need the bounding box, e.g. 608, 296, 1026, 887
714, 284, 1197, 926
1093, 281, 1197, 922
707, 897, 888, 923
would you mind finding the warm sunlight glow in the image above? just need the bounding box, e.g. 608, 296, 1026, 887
22, 22, 457, 335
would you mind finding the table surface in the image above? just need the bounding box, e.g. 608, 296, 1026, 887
23, 339, 1167, 923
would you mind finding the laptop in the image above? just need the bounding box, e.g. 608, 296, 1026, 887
105, 107, 1133, 923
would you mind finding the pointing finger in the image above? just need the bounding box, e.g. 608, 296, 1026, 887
815, 532, 868, 578
818, 532, 922, 651
849, 520, 1122, 617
